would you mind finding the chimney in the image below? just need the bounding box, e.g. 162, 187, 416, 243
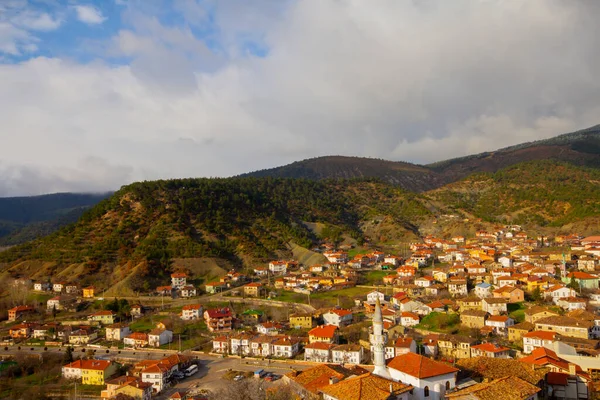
389, 383, 393, 394
568, 363, 577, 376
329, 376, 339, 385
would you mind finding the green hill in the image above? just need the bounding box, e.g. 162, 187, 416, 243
241, 156, 447, 192
0, 192, 111, 245
2, 160, 600, 293
427, 160, 600, 228
0, 178, 433, 291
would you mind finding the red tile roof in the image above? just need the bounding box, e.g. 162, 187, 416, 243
66, 359, 112, 371
182, 304, 202, 310
387, 353, 458, 378
567, 272, 597, 279
205, 308, 232, 318
471, 343, 510, 353
308, 325, 338, 338
523, 331, 557, 340
546, 372, 569, 386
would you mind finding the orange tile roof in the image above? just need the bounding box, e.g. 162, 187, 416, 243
308, 325, 338, 338
182, 304, 202, 310
304, 342, 336, 350
523, 331, 557, 340
387, 353, 458, 378
567, 272, 597, 280
394, 337, 413, 348
445, 375, 540, 400
329, 309, 353, 317
79, 359, 111, 371
320, 373, 412, 400
471, 343, 509, 353
171, 272, 187, 278
285, 364, 369, 394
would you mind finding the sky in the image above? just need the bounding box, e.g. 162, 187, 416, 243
1, 0, 599, 196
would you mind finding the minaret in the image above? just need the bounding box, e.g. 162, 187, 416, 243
371, 297, 390, 378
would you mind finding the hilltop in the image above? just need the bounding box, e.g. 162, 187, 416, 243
240, 156, 445, 192
428, 124, 600, 179
244, 125, 600, 189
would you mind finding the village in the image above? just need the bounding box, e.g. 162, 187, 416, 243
2, 227, 600, 399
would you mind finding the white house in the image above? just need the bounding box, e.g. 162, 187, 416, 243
272, 337, 299, 358
482, 298, 508, 316
448, 280, 468, 297
386, 353, 458, 400
323, 309, 353, 327
256, 322, 281, 335
484, 315, 514, 336
105, 324, 131, 341
400, 312, 420, 327
180, 286, 197, 298
544, 285, 577, 304
52, 282, 65, 293
474, 282, 493, 298
148, 329, 173, 348
331, 344, 365, 365
557, 297, 587, 311
394, 337, 417, 356
62, 360, 83, 380
181, 304, 203, 320
34, 282, 51, 292
141, 364, 169, 394
415, 277, 434, 288
170, 273, 187, 289
498, 256, 513, 268
470, 343, 511, 358
367, 291, 386, 303
268, 261, 287, 275
304, 342, 334, 362
523, 331, 558, 354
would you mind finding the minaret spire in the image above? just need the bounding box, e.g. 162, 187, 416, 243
371, 296, 390, 378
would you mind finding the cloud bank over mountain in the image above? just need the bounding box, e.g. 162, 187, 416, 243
1, 0, 599, 195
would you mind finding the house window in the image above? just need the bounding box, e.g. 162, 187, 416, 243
424, 386, 429, 397
446, 381, 450, 390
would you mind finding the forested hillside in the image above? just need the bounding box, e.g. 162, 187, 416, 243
1, 159, 600, 294
0, 192, 110, 245
428, 160, 600, 227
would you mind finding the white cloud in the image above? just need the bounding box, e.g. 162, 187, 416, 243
0, 1, 62, 56
0, 0, 600, 195
12, 11, 62, 31
74, 5, 106, 25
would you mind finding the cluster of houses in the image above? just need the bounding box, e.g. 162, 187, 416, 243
279, 296, 594, 400
201, 231, 600, 399
62, 353, 195, 397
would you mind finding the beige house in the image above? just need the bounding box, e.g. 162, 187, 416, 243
438, 334, 477, 360
534, 316, 592, 339
457, 297, 483, 313
508, 322, 535, 342
524, 306, 559, 324
460, 309, 488, 329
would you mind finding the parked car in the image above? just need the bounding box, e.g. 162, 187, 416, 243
234, 375, 245, 381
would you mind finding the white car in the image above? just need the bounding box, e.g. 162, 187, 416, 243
234, 375, 245, 381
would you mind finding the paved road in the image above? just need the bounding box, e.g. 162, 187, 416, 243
157, 356, 310, 399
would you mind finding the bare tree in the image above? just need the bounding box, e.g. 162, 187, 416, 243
216, 380, 298, 400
